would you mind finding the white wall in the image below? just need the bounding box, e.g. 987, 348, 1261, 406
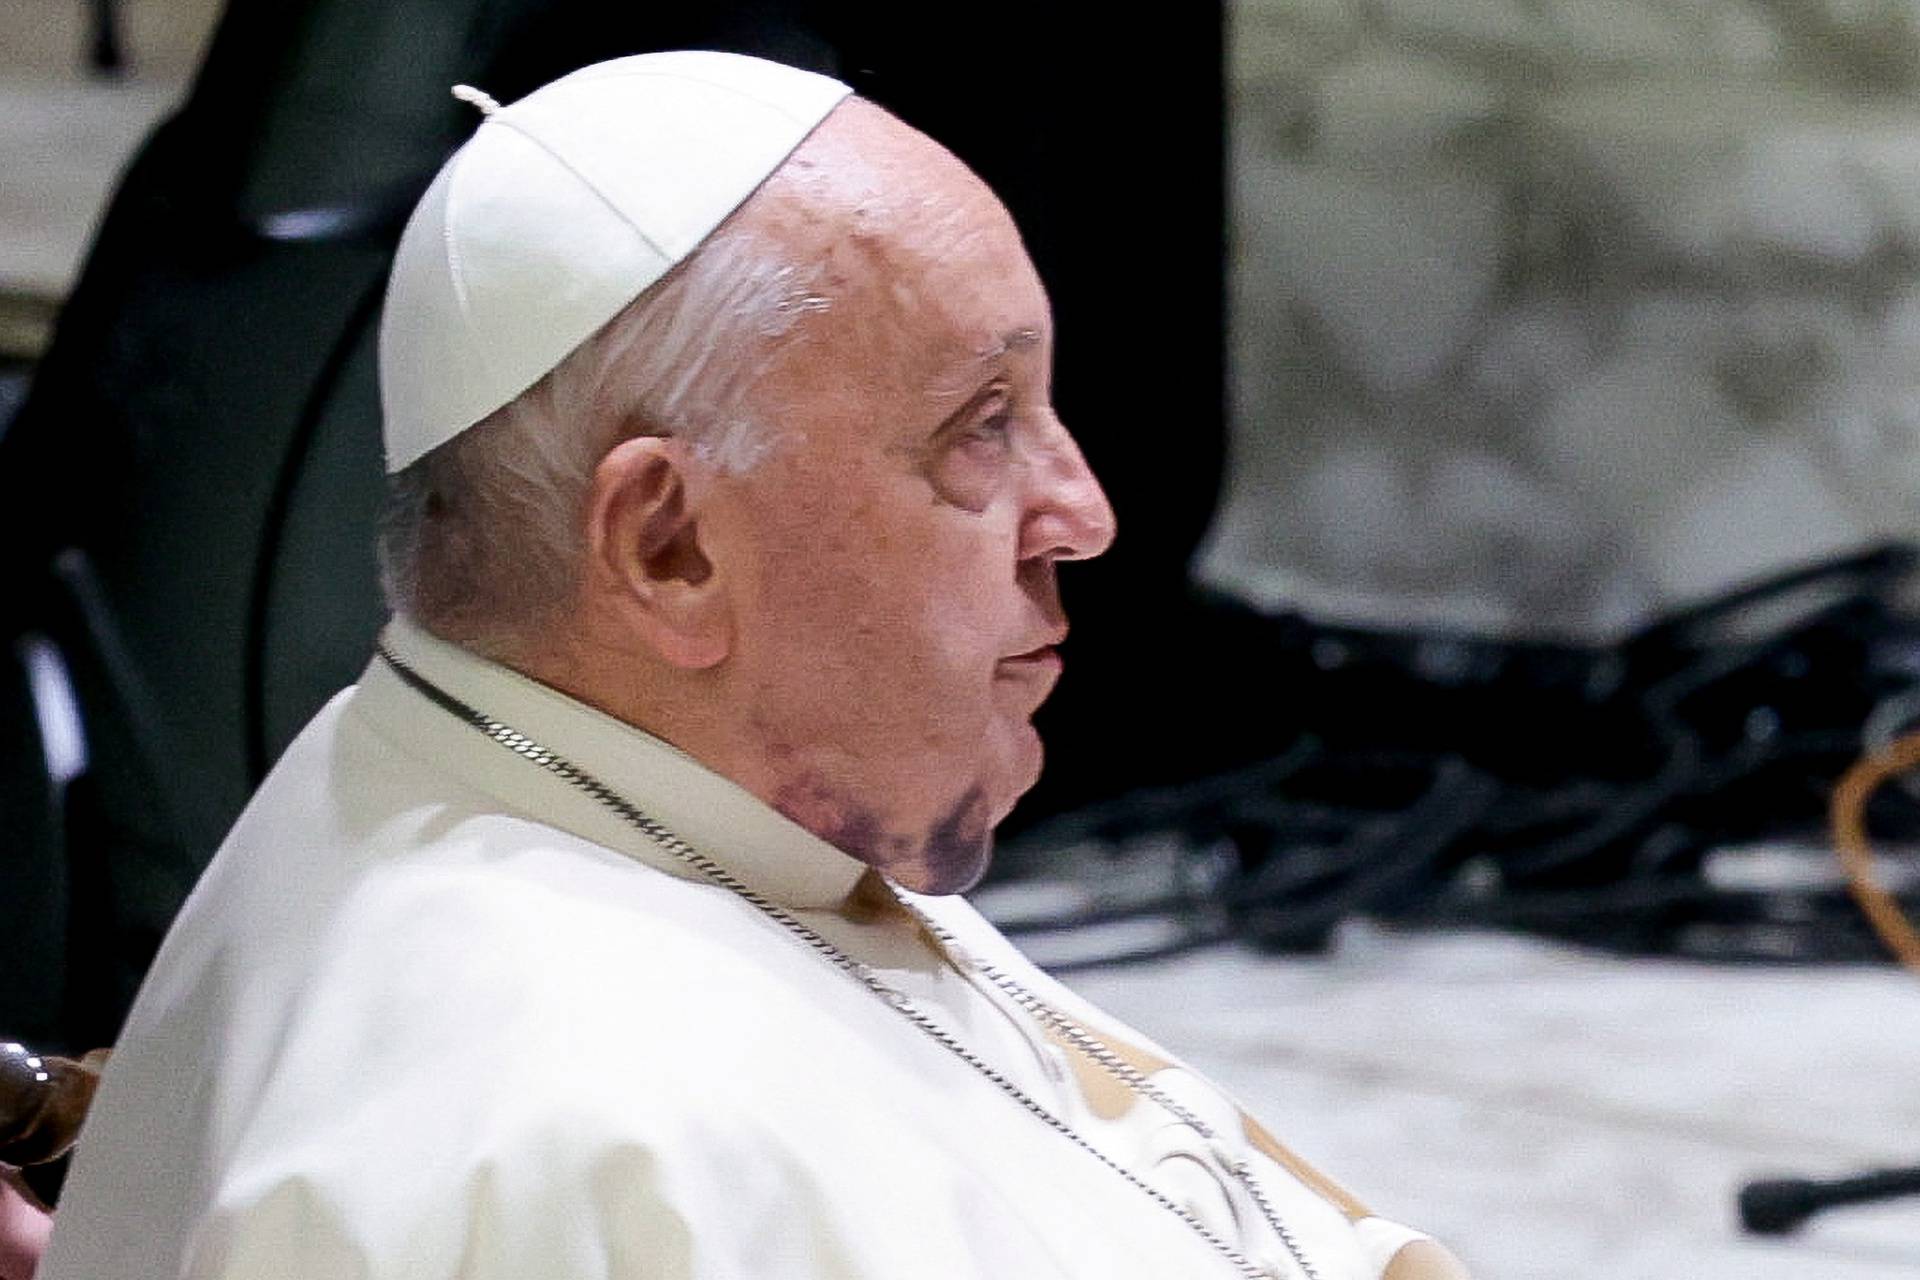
1215, 0, 1920, 637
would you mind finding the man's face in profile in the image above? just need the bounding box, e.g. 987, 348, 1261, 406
701, 103, 1115, 895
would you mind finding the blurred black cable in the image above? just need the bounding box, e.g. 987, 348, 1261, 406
992, 542, 1920, 971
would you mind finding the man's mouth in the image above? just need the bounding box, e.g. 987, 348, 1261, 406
998, 645, 1062, 676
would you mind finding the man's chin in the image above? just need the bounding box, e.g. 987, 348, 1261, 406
908, 736, 1042, 897
891, 847, 993, 896
1003, 717, 1047, 807
906, 784, 995, 895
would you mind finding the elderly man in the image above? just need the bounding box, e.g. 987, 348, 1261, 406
37, 52, 1465, 1280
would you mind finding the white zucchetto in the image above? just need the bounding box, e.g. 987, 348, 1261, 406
377, 50, 851, 472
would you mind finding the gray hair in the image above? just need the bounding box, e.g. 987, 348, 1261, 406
377, 226, 828, 659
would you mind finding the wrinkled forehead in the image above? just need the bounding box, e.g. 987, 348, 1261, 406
754, 100, 1031, 276
726, 100, 1051, 417
808, 218, 1049, 417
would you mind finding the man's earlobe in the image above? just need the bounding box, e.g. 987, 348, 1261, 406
586, 437, 731, 669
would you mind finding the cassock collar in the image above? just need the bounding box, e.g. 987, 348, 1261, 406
363, 615, 871, 910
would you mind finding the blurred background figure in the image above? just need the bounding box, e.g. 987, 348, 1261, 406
3, 2, 1920, 1278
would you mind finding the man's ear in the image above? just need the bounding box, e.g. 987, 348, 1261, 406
583, 436, 730, 669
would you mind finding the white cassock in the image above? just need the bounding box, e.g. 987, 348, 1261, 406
38, 619, 1466, 1280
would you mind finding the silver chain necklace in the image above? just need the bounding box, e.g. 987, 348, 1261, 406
378, 647, 1321, 1280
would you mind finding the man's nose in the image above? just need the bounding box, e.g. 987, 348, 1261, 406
1020, 420, 1117, 562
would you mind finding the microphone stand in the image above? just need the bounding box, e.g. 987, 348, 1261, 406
1740, 730, 1920, 1237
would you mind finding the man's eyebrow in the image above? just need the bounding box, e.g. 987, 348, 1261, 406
979, 327, 1042, 361
927, 381, 1006, 441
929, 327, 1045, 408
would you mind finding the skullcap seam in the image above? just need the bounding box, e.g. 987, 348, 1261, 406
485, 117, 675, 263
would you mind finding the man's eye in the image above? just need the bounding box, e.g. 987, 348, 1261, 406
955, 391, 1015, 452
964, 411, 1013, 445
928, 401, 1014, 510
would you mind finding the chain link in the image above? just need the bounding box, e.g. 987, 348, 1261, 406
907, 913, 1322, 1280
378, 647, 1317, 1280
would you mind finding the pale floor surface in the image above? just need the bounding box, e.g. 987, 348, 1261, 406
0, 0, 212, 307
1058, 927, 1920, 1279
0, 78, 182, 301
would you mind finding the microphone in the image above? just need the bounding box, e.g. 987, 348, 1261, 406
1739, 1166, 1920, 1235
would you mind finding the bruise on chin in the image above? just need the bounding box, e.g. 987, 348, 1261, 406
771, 775, 910, 865
769, 775, 992, 895
922, 785, 993, 894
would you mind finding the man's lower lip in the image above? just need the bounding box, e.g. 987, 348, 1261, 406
1000, 648, 1061, 673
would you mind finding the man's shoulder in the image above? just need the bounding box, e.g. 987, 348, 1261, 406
154, 664, 879, 1106
133, 726, 844, 1162
272, 827, 818, 1073
196, 853, 870, 1209
312, 841, 797, 1025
